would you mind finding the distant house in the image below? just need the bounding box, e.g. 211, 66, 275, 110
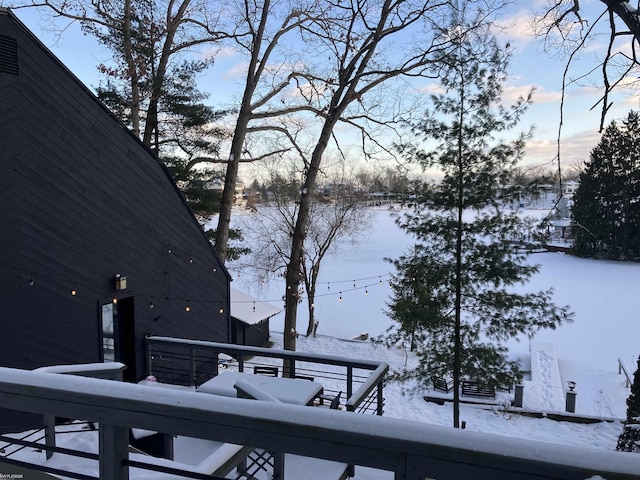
230, 288, 281, 347
206, 177, 246, 207
0, 9, 231, 432
562, 180, 579, 198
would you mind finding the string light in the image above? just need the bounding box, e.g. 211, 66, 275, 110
185, 305, 191, 312
10, 261, 395, 311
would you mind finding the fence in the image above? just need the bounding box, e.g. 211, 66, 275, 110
618, 357, 634, 389
145, 336, 387, 415
0, 367, 639, 480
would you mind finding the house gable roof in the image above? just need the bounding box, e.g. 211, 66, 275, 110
0, 7, 230, 282
0, 8, 233, 371
231, 288, 282, 325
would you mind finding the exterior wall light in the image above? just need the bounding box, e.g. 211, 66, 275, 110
114, 274, 127, 291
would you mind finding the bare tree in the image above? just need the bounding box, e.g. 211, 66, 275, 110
279, 0, 508, 351
13, 0, 231, 148
235, 166, 372, 337
213, 0, 329, 263
536, 1, 640, 131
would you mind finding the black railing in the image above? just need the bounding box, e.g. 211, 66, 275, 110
618, 357, 634, 388
145, 336, 388, 415
0, 368, 639, 480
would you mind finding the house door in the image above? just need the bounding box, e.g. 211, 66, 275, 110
100, 297, 137, 382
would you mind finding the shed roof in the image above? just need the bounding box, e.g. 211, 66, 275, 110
231, 288, 281, 325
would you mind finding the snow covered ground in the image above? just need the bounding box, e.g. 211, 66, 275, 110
226, 206, 640, 452
2, 207, 638, 479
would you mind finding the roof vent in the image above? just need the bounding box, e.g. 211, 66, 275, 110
0, 34, 18, 75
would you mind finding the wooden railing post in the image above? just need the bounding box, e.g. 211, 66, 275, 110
145, 336, 152, 377
189, 347, 195, 387
272, 451, 285, 479
44, 414, 55, 460
377, 381, 384, 416
238, 354, 245, 372
99, 423, 129, 480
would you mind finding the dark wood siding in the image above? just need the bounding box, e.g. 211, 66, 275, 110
0, 8, 231, 434
233, 318, 270, 348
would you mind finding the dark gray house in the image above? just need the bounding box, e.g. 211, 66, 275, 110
230, 288, 281, 347
0, 8, 231, 432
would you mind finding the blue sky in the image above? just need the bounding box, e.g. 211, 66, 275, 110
10, 2, 638, 177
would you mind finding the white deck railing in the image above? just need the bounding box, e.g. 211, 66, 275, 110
0, 366, 639, 480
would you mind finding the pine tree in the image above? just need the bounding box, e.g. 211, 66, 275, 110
572, 111, 640, 260
617, 356, 640, 453
85, 0, 231, 222
379, 17, 573, 429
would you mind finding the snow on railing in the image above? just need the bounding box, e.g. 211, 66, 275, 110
0, 366, 639, 480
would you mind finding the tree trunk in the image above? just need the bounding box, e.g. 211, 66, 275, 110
306, 295, 316, 337
215, 118, 249, 263
214, 0, 269, 263
142, 1, 185, 148
283, 121, 336, 350
453, 61, 465, 430
123, 0, 140, 138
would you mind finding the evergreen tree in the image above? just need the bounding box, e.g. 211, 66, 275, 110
617, 356, 640, 453
85, 0, 232, 224
83, 0, 252, 257
379, 17, 573, 428
572, 111, 640, 261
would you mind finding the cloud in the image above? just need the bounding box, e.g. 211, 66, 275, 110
224, 61, 249, 80
495, 9, 537, 45
523, 128, 601, 167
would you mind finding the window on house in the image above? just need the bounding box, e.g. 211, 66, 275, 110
101, 303, 116, 362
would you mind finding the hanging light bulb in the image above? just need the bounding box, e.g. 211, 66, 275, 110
365, 288, 369, 296
252, 302, 256, 312
339, 292, 343, 302
71, 288, 77, 296
185, 305, 191, 312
